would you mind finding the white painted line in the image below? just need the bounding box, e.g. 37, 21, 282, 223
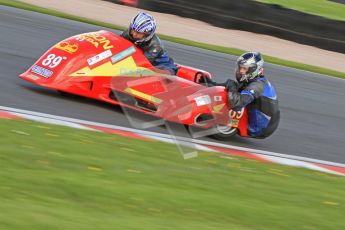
261, 155, 344, 176
146, 134, 216, 152
14, 113, 98, 131
1, 105, 345, 169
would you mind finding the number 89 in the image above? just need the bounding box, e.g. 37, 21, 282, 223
42, 54, 65, 68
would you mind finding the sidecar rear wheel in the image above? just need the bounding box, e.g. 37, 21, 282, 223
212, 125, 238, 140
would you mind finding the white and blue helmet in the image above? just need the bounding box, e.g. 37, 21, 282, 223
129, 12, 156, 43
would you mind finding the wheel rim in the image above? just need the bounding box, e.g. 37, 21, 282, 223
216, 125, 237, 135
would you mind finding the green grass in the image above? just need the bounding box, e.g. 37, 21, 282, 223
257, 0, 345, 21
1, 118, 345, 229
0, 0, 344, 79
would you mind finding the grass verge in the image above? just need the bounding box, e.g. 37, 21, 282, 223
1, 118, 345, 229
0, 0, 344, 79
256, 0, 345, 22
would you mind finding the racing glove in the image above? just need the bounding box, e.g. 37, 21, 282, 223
225, 79, 239, 92
197, 73, 216, 86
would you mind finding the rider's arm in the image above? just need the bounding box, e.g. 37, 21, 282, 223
144, 45, 164, 63
228, 81, 264, 111
228, 90, 255, 111
198, 78, 230, 87
198, 78, 254, 110
142, 34, 165, 63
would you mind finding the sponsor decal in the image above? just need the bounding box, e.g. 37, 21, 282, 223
111, 46, 136, 64
68, 56, 148, 77
76, 33, 114, 50
31, 65, 53, 78
87, 50, 112, 66
119, 68, 151, 76
55, 41, 78, 54
41, 54, 67, 68
194, 95, 211, 106
212, 103, 225, 114
214, 95, 222, 102
229, 119, 239, 128
124, 88, 162, 104
229, 108, 245, 119
26, 75, 40, 81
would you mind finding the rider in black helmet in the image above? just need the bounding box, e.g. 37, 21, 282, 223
202, 52, 280, 138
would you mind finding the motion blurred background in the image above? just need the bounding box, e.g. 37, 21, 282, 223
110, 0, 345, 53
1, 0, 345, 229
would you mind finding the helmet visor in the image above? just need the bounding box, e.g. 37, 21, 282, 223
129, 29, 149, 41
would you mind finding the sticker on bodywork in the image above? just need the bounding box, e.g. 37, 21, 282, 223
26, 75, 40, 81
214, 96, 222, 102
55, 41, 79, 54
212, 103, 225, 114
229, 108, 245, 119
229, 119, 239, 128
31, 65, 53, 78
87, 50, 113, 66
194, 95, 211, 106
111, 46, 136, 64
75, 33, 114, 50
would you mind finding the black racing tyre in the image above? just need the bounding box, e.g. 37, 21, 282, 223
211, 125, 238, 140
187, 124, 238, 140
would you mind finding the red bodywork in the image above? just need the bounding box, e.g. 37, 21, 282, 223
20, 30, 248, 137
117, 0, 138, 7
